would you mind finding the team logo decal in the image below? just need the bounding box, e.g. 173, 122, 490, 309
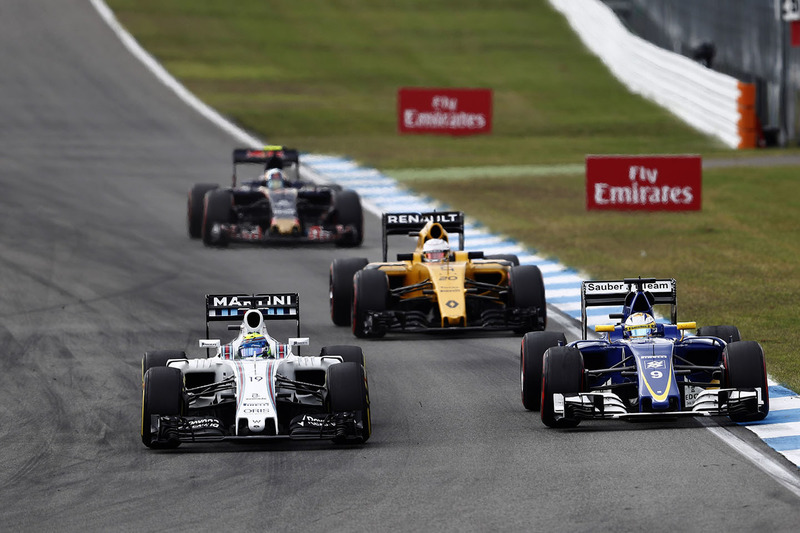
446, 300, 459, 308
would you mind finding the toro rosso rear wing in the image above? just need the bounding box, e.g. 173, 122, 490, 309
381, 211, 464, 261
231, 146, 300, 186
205, 292, 300, 339
581, 277, 677, 339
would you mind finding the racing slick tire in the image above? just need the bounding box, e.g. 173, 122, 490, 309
329, 257, 369, 326
697, 325, 741, 344
141, 366, 184, 449
541, 346, 583, 428
187, 183, 219, 239
202, 189, 233, 247
508, 265, 547, 333
320, 345, 366, 369
520, 331, 567, 411
333, 189, 363, 248
327, 362, 371, 443
352, 269, 389, 338
142, 350, 186, 382
485, 253, 520, 266
723, 340, 769, 422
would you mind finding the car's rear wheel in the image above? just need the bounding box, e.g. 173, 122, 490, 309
697, 325, 741, 343
327, 362, 371, 443
485, 253, 520, 266
329, 257, 368, 326
724, 340, 769, 422
141, 366, 184, 448
141, 350, 185, 383
320, 345, 366, 369
352, 269, 388, 338
520, 331, 567, 411
202, 189, 233, 247
187, 183, 218, 238
508, 265, 547, 333
541, 346, 583, 428
333, 189, 363, 247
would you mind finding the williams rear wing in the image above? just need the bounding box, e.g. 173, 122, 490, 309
581, 278, 677, 339
205, 293, 300, 338
381, 211, 464, 261
231, 146, 300, 185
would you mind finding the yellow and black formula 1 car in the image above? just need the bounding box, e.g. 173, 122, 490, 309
329, 211, 547, 338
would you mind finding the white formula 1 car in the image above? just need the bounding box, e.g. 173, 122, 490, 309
140, 293, 370, 448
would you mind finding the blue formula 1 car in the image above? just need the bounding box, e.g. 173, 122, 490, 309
520, 277, 769, 428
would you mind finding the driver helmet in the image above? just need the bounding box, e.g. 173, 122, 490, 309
422, 238, 450, 262
624, 312, 656, 338
264, 168, 286, 190
238, 332, 271, 358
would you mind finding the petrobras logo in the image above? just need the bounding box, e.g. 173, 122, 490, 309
385, 212, 460, 225
398, 88, 492, 136
586, 156, 702, 211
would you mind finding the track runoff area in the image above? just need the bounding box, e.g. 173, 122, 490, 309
92, 0, 800, 480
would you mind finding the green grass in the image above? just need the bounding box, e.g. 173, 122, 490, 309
106, 0, 800, 392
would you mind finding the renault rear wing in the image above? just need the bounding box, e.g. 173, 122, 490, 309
381, 211, 464, 261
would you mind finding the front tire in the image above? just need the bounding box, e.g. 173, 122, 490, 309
141, 350, 185, 383
508, 265, 547, 333
541, 346, 583, 428
141, 366, 184, 448
327, 362, 371, 443
520, 331, 567, 411
352, 269, 389, 338
329, 257, 368, 326
724, 340, 769, 422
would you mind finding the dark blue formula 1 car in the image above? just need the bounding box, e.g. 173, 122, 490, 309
187, 146, 363, 247
520, 277, 769, 428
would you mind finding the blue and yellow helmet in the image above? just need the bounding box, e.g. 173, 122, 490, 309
238, 333, 271, 358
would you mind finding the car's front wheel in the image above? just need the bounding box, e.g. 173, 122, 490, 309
541, 346, 583, 428
141, 366, 184, 448
724, 340, 769, 422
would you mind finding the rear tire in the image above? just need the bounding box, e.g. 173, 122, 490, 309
724, 340, 769, 422
508, 265, 547, 333
202, 189, 233, 247
697, 325, 741, 344
327, 362, 371, 443
485, 253, 520, 266
141, 350, 185, 383
541, 346, 583, 428
520, 331, 567, 411
333, 189, 363, 247
352, 269, 389, 338
187, 184, 218, 238
141, 367, 184, 448
320, 345, 366, 369
329, 257, 368, 326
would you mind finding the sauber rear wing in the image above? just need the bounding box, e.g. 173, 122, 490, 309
581, 278, 677, 339
381, 211, 464, 261
205, 292, 300, 338
231, 146, 300, 186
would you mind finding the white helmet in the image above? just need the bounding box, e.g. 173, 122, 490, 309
422, 238, 450, 262
264, 168, 285, 189
624, 312, 656, 338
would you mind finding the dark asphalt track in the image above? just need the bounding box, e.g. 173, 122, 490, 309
1, 1, 799, 531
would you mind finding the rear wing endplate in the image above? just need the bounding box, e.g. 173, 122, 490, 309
205, 292, 300, 338
581, 278, 677, 339
381, 211, 464, 261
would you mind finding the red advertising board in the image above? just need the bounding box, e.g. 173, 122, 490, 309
398, 87, 492, 136
586, 155, 702, 211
